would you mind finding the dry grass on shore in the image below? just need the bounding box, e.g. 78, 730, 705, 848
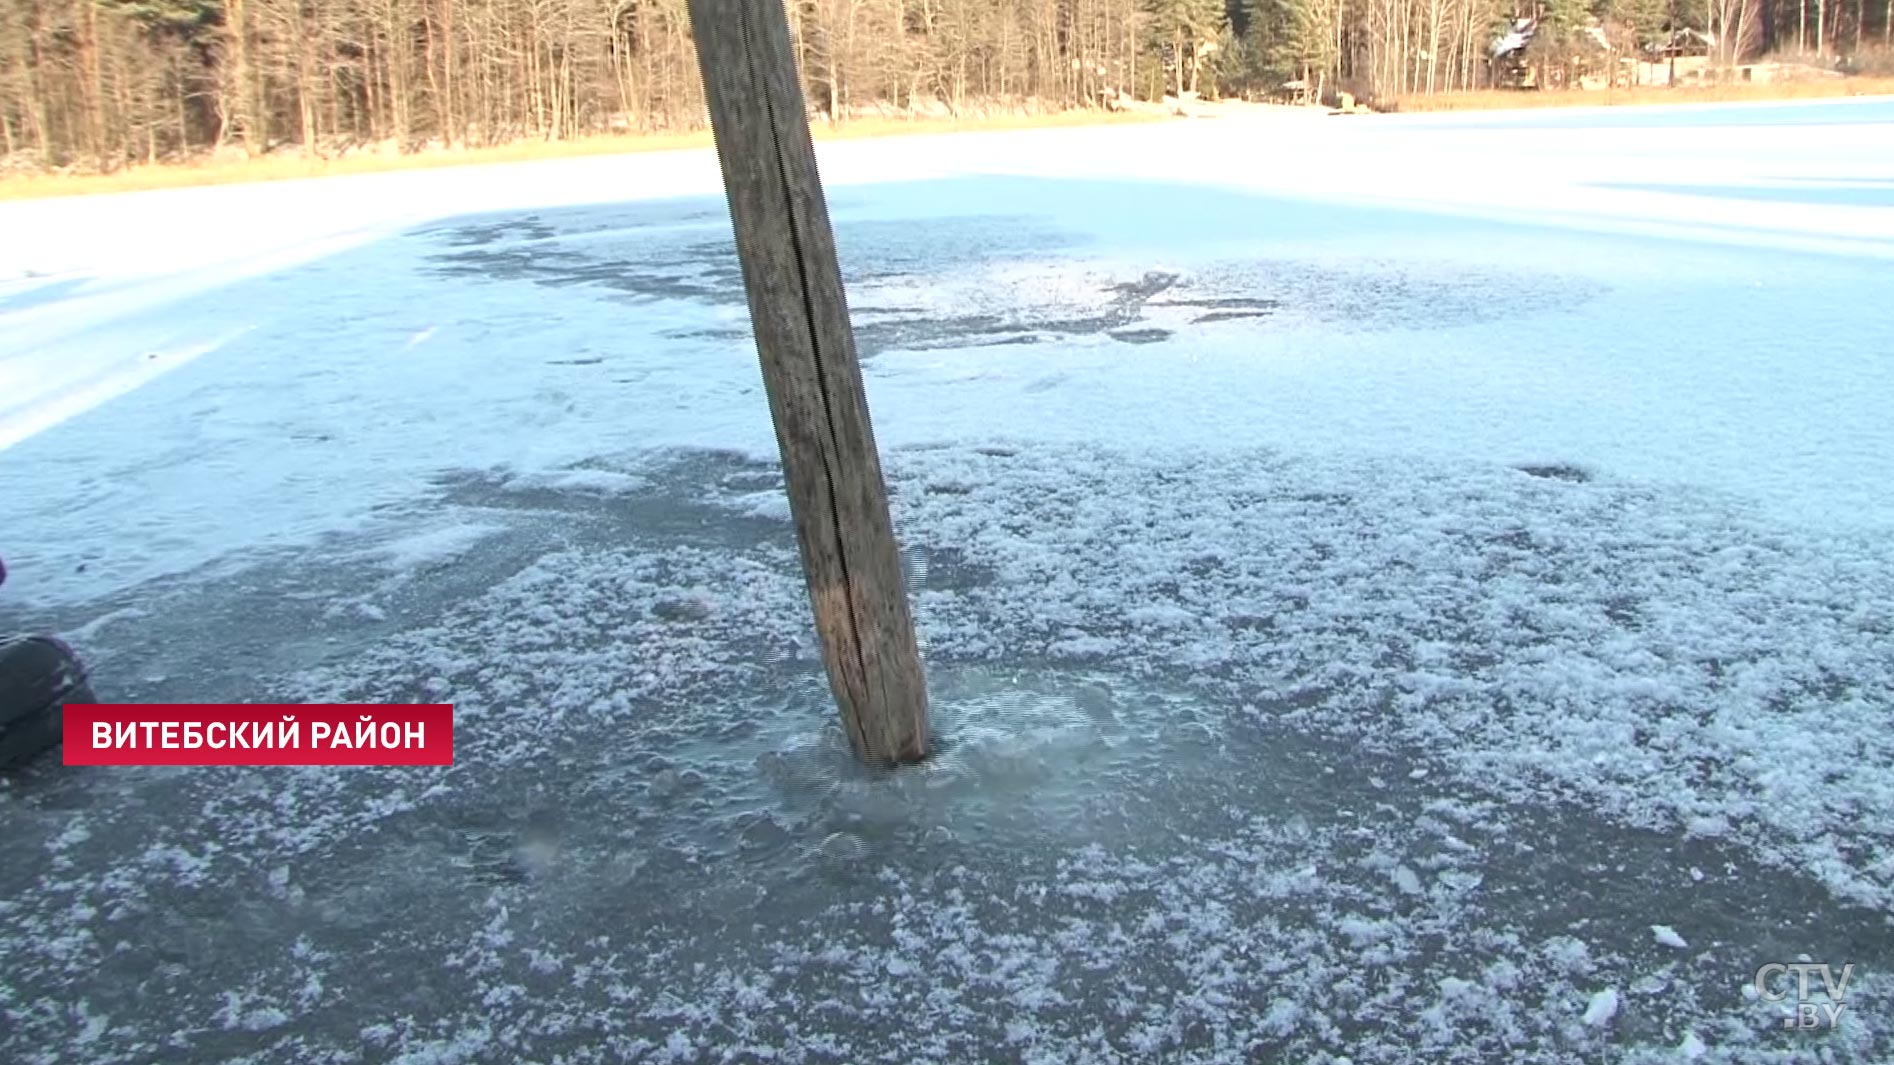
5, 80, 1892, 201
0, 109, 1163, 202
1386, 78, 1894, 113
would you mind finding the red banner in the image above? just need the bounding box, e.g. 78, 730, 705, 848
62, 704, 455, 766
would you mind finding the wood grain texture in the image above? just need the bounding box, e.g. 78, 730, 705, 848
687, 0, 930, 766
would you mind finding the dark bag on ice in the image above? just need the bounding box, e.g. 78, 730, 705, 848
0, 635, 94, 770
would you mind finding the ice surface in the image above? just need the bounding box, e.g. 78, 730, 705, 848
4, 101, 1894, 1063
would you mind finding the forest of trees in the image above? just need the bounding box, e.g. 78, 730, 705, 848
2, 0, 1889, 171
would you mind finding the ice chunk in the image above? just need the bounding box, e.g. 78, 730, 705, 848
1582, 988, 1620, 1028
1652, 924, 1689, 949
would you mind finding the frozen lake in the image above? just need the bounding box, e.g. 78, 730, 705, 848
3, 100, 1893, 1063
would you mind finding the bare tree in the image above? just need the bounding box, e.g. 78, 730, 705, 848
4, 0, 1876, 174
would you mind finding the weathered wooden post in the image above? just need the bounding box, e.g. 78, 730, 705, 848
686, 0, 930, 766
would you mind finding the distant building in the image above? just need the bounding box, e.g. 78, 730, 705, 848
1650, 27, 1717, 61
1491, 18, 1541, 88
1490, 15, 1624, 90
1639, 28, 1717, 86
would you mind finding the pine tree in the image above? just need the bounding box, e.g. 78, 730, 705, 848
1523, 0, 1594, 85
1615, 0, 1670, 82
1270, 0, 1341, 91
1144, 0, 1229, 95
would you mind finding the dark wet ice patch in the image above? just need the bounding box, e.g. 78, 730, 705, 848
1108, 327, 1172, 344
410, 199, 1603, 365
1518, 463, 1594, 482
5, 444, 1891, 1063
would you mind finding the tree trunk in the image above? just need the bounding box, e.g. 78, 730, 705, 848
391, 0, 413, 145
442, 0, 458, 144
1425, 0, 1441, 94
228, 0, 262, 154
298, 12, 319, 156
80, 0, 109, 166
684, 0, 931, 768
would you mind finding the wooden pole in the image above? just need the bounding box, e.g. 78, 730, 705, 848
686, 0, 929, 766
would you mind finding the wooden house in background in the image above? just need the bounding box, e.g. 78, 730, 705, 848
1491, 18, 1541, 88
1490, 15, 1626, 90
